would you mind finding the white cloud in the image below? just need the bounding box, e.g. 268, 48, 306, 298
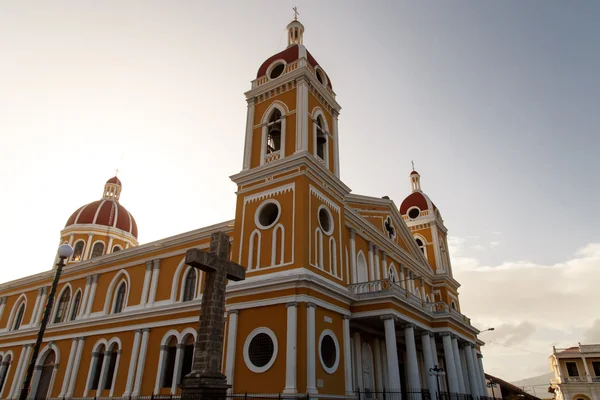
450, 239, 600, 381
490, 241, 500, 247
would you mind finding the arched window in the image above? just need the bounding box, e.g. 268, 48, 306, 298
112, 245, 122, 253
34, 350, 56, 400
70, 291, 82, 321
72, 241, 85, 261
54, 287, 71, 323
161, 337, 178, 388
415, 237, 427, 258
0, 354, 11, 393
267, 109, 282, 154
91, 242, 105, 258
451, 301, 457, 310
183, 268, 196, 302
12, 303, 25, 331
90, 345, 105, 391
388, 264, 399, 283
103, 344, 119, 390
315, 115, 327, 162
356, 251, 368, 283
180, 335, 195, 384
113, 282, 127, 314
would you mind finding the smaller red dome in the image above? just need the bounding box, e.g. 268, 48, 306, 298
410, 170, 419, 176
106, 176, 121, 185
400, 192, 437, 215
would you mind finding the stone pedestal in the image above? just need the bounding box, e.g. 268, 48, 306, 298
180, 375, 230, 400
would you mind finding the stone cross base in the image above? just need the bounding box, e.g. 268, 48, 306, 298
180, 373, 231, 400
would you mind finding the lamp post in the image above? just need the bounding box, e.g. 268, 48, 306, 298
19, 244, 73, 400
480, 328, 495, 333
429, 365, 446, 400
487, 378, 498, 400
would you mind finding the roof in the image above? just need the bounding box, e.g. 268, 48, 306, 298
65, 199, 138, 238
486, 373, 542, 400
399, 191, 437, 215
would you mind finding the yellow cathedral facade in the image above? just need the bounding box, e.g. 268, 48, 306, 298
0, 18, 489, 399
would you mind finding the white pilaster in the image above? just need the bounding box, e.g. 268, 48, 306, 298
78, 276, 92, 319
132, 328, 150, 396
83, 233, 94, 260
84, 275, 98, 316
18, 345, 33, 397
0, 360, 9, 398
343, 316, 353, 395
306, 302, 317, 394
382, 252, 388, 279
97, 350, 113, 396
226, 310, 240, 388
332, 111, 340, 177
107, 237, 114, 253
373, 338, 383, 392
404, 324, 421, 392
477, 353, 487, 396
283, 304, 297, 393
422, 333, 438, 398
243, 98, 256, 170
353, 332, 364, 390
451, 337, 466, 394
147, 259, 160, 306
368, 243, 375, 281
465, 345, 481, 398
59, 338, 78, 397
374, 247, 381, 280
296, 77, 309, 153
123, 330, 142, 397
459, 347, 472, 395
172, 344, 185, 394
154, 345, 167, 395
349, 229, 357, 284
29, 288, 43, 327
66, 337, 85, 397
383, 317, 401, 391
141, 261, 153, 306
8, 345, 27, 398
400, 265, 406, 290
442, 334, 460, 394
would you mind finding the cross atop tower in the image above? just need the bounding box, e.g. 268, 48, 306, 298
293, 6, 299, 20
411, 160, 415, 171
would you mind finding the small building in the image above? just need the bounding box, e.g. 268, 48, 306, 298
485, 374, 541, 400
549, 344, 600, 400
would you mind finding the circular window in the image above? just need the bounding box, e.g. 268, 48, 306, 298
243, 328, 278, 373
318, 206, 333, 235
269, 63, 285, 79
255, 200, 281, 229
408, 207, 420, 220
318, 330, 339, 374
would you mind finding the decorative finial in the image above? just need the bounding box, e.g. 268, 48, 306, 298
114, 168, 119, 177
293, 6, 299, 20
411, 160, 415, 171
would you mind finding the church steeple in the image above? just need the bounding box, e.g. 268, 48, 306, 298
410, 170, 421, 193
286, 9, 304, 47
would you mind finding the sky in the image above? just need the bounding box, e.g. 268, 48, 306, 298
1, 0, 599, 383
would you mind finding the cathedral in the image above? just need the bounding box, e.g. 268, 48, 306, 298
0, 18, 488, 399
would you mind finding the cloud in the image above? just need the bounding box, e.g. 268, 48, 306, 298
490, 241, 500, 247
450, 239, 600, 381
471, 244, 485, 251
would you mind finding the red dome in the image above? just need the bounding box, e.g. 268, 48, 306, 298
257, 44, 333, 89
410, 170, 419, 176
106, 176, 121, 185
399, 192, 437, 215
65, 199, 138, 238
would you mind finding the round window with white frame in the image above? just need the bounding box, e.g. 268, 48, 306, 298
318, 329, 340, 374
243, 327, 278, 373
407, 207, 420, 220
255, 200, 281, 230
318, 205, 334, 235
267, 61, 286, 80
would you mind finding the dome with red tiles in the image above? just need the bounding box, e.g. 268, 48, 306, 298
64, 177, 138, 238
400, 170, 438, 218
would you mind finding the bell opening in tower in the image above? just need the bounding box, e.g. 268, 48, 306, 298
267, 109, 282, 154
316, 116, 327, 160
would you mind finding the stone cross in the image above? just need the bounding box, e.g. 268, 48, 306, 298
181, 231, 245, 399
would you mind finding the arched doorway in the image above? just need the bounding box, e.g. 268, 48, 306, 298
357, 252, 368, 283
362, 343, 375, 395
34, 350, 56, 400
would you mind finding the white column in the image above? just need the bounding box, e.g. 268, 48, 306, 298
78, 276, 91, 319
66, 337, 85, 397
140, 262, 153, 306
374, 247, 381, 280
477, 353, 487, 396
583, 357, 592, 382
226, 310, 240, 388
470, 348, 484, 396
154, 345, 167, 395
368, 243, 375, 281
98, 350, 113, 395
382, 252, 388, 279
27, 364, 43, 400
353, 332, 363, 390
109, 350, 121, 397
404, 324, 421, 392
383, 317, 401, 391
295, 77, 309, 152
147, 259, 160, 306
29, 289, 42, 326
464, 345, 481, 398
59, 338, 78, 397
132, 328, 150, 396
442, 334, 460, 394
349, 229, 357, 284
171, 344, 184, 394
452, 336, 466, 394
422, 333, 438, 398
343, 316, 353, 395
306, 303, 317, 394
84, 275, 98, 316
8, 345, 27, 398
242, 98, 256, 170
283, 304, 297, 393
430, 335, 440, 367
83, 234, 94, 260
374, 338, 384, 392
332, 110, 340, 177
32, 287, 48, 326
459, 347, 472, 395
0, 360, 9, 397
17, 345, 33, 397
123, 330, 141, 396
400, 266, 406, 290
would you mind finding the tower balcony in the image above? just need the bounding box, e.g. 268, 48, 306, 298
348, 279, 473, 327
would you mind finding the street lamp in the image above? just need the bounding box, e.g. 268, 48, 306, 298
429, 365, 446, 400
480, 328, 495, 333
19, 244, 73, 400
487, 378, 498, 400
